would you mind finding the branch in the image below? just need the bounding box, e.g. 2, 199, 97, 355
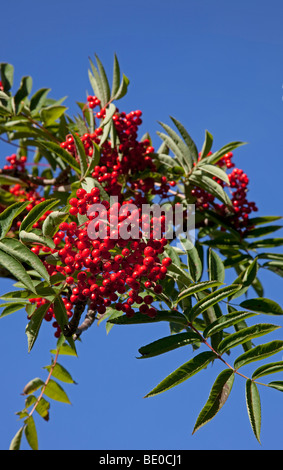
72, 307, 97, 340
63, 300, 87, 338
0, 167, 71, 188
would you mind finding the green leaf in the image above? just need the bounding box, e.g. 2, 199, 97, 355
43, 379, 71, 404
0, 201, 30, 239
263, 262, 283, 278
156, 153, 177, 168
144, 351, 216, 398
112, 73, 130, 101
98, 118, 112, 145
166, 262, 192, 286
0, 63, 14, 92
42, 210, 68, 237
203, 310, 259, 338
22, 377, 45, 395
111, 54, 121, 99
24, 415, 38, 450
53, 297, 73, 347
40, 105, 67, 126
88, 65, 104, 105
25, 301, 51, 352
54, 297, 68, 331
83, 142, 101, 178
248, 238, 283, 249
100, 102, 116, 127
20, 230, 55, 249
234, 340, 283, 370
38, 141, 80, 173
229, 259, 259, 300
0, 238, 50, 283
108, 310, 187, 326
180, 238, 202, 282
193, 369, 234, 434
208, 248, 225, 287
177, 280, 223, 304
199, 130, 213, 160
30, 88, 50, 112
14, 76, 33, 111
247, 216, 282, 227
158, 120, 194, 171
217, 323, 280, 355
0, 290, 31, 301
252, 361, 283, 380
9, 426, 24, 451
246, 379, 261, 444
44, 362, 76, 384
94, 54, 111, 105
50, 342, 77, 356
170, 116, 199, 164
204, 141, 247, 165
0, 302, 26, 318
137, 331, 201, 359
268, 381, 283, 392
189, 284, 242, 322
239, 298, 283, 316
246, 225, 283, 239
156, 131, 188, 171
198, 163, 230, 185
71, 131, 88, 176
189, 172, 233, 208
35, 397, 50, 421
20, 198, 60, 233
0, 248, 37, 294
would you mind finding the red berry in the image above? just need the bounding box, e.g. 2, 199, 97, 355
162, 257, 172, 267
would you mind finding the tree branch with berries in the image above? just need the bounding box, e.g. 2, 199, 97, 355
0, 56, 282, 450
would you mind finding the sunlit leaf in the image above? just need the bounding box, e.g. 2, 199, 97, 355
252, 361, 283, 380
234, 340, 283, 370
43, 379, 71, 404
246, 379, 261, 444
0, 201, 30, 239
193, 369, 234, 434
25, 302, 51, 352
189, 285, 241, 322
144, 351, 216, 398
137, 331, 201, 359
217, 323, 280, 355
240, 298, 283, 316
203, 310, 259, 338
24, 415, 38, 450
20, 198, 60, 233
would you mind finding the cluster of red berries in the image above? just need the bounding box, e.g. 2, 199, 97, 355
53, 187, 171, 321
0, 155, 51, 231
87, 95, 101, 109
191, 151, 258, 235
60, 104, 176, 206
3, 154, 27, 171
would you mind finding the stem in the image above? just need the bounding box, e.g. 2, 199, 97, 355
187, 321, 255, 382
28, 348, 60, 418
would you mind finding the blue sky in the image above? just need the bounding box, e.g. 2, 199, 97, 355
0, 0, 283, 450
